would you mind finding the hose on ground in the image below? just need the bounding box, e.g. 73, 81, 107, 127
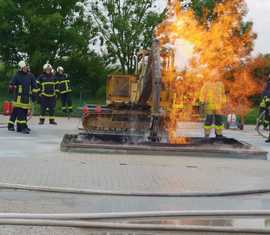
0, 219, 268, 233
1, 210, 270, 220
1, 182, 270, 197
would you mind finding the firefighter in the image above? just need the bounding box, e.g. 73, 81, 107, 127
37, 63, 59, 125
260, 75, 270, 143
199, 69, 227, 138
259, 75, 270, 130
8, 61, 37, 134
55, 66, 73, 114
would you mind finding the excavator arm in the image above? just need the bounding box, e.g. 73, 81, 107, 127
138, 39, 163, 141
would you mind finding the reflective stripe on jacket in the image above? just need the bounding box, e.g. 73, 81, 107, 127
10, 71, 37, 109
37, 73, 59, 97
54, 73, 72, 94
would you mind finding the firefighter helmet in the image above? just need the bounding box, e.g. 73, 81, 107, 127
57, 66, 64, 73
43, 63, 52, 71
18, 61, 27, 69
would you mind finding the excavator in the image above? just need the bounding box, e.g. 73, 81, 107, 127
80, 39, 181, 143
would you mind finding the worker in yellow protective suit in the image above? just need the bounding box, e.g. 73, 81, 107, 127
199, 69, 227, 138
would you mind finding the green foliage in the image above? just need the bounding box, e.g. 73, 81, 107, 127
0, 62, 16, 95
244, 107, 258, 124
0, 0, 110, 101
89, 0, 164, 74
0, 0, 94, 74
181, 0, 219, 22
62, 52, 109, 98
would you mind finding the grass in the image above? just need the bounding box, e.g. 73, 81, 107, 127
244, 107, 258, 125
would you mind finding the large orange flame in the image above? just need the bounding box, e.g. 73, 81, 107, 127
155, 0, 263, 144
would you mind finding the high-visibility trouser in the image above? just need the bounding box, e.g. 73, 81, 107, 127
60, 92, 72, 112
40, 96, 56, 121
8, 107, 28, 131
204, 114, 224, 136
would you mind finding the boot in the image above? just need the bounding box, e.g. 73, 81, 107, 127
204, 134, 210, 139
215, 128, 224, 139
204, 129, 211, 139
39, 118, 45, 125
21, 128, 30, 134
216, 134, 224, 139
8, 124, 15, 132
49, 119, 57, 125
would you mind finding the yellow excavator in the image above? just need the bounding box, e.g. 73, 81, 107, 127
81, 39, 183, 143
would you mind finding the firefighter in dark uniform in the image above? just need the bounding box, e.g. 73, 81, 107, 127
8, 61, 37, 134
261, 75, 270, 142
259, 75, 270, 122
37, 63, 58, 125
55, 66, 73, 114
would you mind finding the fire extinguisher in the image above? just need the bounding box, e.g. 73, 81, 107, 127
2, 101, 13, 116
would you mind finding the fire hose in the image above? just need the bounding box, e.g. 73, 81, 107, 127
1, 210, 270, 220
1, 182, 270, 197
0, 218, 269, 233
1, 183, 270, 232
0, 211, 270, 233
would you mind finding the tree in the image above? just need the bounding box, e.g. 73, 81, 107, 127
181, 0, 218, 22
63, 51, 109, 97
89, 0, 164, 74
181, 0, 253, 35
0, 0, 94, 75
0, 0, 110, 99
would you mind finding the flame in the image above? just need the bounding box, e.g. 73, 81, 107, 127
155, 0, 263, 144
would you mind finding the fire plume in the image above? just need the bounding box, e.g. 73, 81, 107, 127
155, 0, 263, 144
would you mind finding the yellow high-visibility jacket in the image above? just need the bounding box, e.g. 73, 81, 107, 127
199, 80, 226, 113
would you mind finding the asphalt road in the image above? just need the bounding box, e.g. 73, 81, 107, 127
1, 115, 270, 234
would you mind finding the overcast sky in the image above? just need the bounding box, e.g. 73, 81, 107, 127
158, 0, 270, 55
246, 0, 270, 55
